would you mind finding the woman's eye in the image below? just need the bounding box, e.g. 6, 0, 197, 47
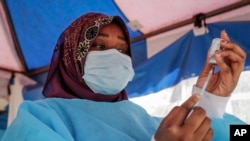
92, 44, 106, 50
117, 49, 129, 55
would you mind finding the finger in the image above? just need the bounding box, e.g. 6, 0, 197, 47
196, 52, 214, 86
220, 30, 246, 59
161, 94, 200, 127
214, 51, 232, 79
218, 50, 245, 80
184, 107, 207, 133
160, 106, 180, 127
194, 117, 212, 140
180, 94, 200, 112
201, 57, 214, 75
221, 30, 230, 42
221, 41, 246, 60
220, 50, 245, 66
174, 94, 200, 125
202, 128, 214, 141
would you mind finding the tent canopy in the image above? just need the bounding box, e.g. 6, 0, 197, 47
0, 0, 250, 97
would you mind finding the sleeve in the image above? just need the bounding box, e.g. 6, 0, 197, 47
1, 101, 74, 141
192, 86, 230, 119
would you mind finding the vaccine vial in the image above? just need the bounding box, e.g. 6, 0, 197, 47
208, 38, 222, 64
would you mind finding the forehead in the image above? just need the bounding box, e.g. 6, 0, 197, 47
99, 23, 124, 34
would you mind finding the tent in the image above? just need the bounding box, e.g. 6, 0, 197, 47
0, 0, 250, 128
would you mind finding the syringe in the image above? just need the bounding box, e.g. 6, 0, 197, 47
186, 66, 214, 120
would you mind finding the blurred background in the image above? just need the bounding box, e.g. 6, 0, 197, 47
1, 0, 250, 137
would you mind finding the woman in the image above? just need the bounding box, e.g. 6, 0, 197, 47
1, 12, 246, 141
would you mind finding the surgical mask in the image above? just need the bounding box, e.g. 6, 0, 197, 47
83, 49, 134, 95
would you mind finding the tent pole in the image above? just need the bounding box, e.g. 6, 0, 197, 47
130, 0, 250, 43
27, 66, 50, 76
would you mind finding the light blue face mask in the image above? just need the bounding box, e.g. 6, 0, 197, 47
83, 49, 135, 95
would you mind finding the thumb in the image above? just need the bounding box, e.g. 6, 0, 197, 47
201, 54, 214, 76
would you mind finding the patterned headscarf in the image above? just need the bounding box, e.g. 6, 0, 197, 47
42, 12, 131, 102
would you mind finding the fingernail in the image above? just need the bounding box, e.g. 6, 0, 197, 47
193, 94, 201, 100
223, 30, 228, 36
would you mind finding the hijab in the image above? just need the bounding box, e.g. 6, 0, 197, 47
42, 12, 131, 102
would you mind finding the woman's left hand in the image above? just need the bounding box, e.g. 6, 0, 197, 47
196, 30, 246, 97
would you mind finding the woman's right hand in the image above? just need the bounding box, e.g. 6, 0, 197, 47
154, 94, 213, 141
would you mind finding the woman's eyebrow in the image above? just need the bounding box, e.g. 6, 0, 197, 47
98, 33, 109, 37
117, 36, 126, 41
98, 33, 126, 41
